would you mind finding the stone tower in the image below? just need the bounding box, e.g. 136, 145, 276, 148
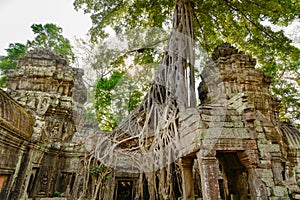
3, 48, 87, 199
7, 48, 85, 142
178, 43, 300, 199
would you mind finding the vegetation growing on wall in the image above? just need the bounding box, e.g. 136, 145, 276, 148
0, 23, 74, 87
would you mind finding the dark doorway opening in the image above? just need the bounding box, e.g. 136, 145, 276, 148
142, 174, 150, 200
115, 180, 134, 200
27, 168, 39, 198
217, 152, 250, 200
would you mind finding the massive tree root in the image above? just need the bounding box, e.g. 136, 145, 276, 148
93, 0, 195, 199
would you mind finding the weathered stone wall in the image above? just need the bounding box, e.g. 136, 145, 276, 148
198, 43, 280, 120
0, 89, 34, 199
7, 48, 77, 143
0, 48, 118, 200
179, 43, 300, 199
0, 90, 34, 139
0, 49, 86, 200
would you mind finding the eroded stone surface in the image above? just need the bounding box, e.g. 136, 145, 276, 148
180, 43, 300, 199
0, 49, 86, 200
0, 45, 299, 200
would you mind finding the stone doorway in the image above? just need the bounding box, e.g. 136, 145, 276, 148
115, 179, 135, 200
27, 168, 39, 198
217, 152, 250, 200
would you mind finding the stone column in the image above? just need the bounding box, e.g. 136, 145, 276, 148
180, 158, 194, 200
247, 168, 268, 200
271, 157, 284, 183
197, 153, 220, 200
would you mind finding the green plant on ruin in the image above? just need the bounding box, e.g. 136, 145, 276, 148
0, 23, 74, 87
53, 191, 62, 197
0, 43, 27, 87
80, 152, 112, 200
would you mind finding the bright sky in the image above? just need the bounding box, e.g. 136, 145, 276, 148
0, 0, 92, 55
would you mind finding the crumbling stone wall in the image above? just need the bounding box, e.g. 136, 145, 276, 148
8, 48, 77, 142
178, 43, 300, 199
0, 89, 34, 200
0, 49, 87, 200
0, 48, 117, 200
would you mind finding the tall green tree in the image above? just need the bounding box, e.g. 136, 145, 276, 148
74, 0, 300, 125
0, 23, 74, 87
27, 23, 75, 61
75, 38, 156, 130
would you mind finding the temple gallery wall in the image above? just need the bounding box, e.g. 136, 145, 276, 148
0, 44, 299, 200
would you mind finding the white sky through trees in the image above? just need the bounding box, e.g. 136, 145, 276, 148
0, 0, 92, 55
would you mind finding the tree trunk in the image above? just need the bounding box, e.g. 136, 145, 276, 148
93, 0, 195, 199
154, 0, 195, 109
147, 0, 195, 198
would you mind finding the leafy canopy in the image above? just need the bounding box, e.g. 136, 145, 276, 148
74, 0, 300, 124
0, 43, 27, 86
27, 23, 75, 61
0, 23, 74, 87
77, 39, 155, 130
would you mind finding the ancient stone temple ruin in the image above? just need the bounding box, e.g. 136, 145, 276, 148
0, 44, 300, 200
179, 44, 300, 199
0, 49, 87, 200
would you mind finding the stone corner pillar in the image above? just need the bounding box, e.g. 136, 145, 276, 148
180, 158, 195, 200
196, 152, 220, 200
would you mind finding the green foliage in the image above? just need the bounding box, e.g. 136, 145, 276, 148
75, 0, 300, 125
104, 175, 112, 180
0, 43, 27, 87
128, 90, 143, 112
76, 35, 157, 130
89, 164, 107, 175
0, 23, 74, 87
74, 0, 174, 42
94, 70, 125, 130
27, 23, 75, 61
93, 68, 150, 130
272, 71, 300, 126
53, 191, 62, 197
